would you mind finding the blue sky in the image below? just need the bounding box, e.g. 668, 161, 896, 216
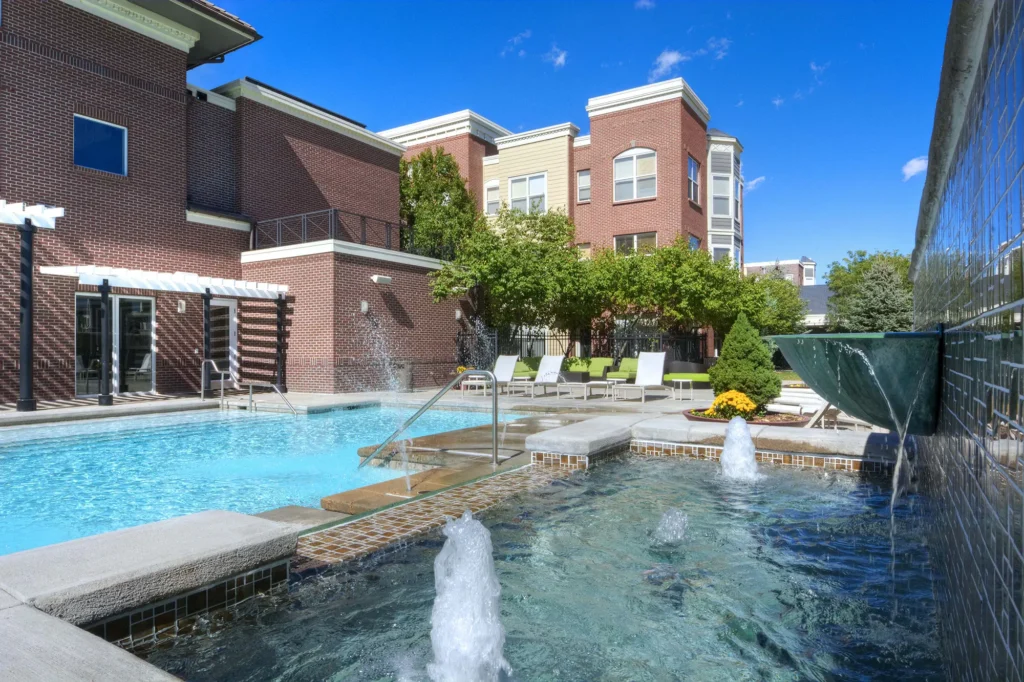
190, 0, 951, 272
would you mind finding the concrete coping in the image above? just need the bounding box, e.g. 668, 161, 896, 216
631, 416, 901, 459
524, 414, 651, 456
0, 510, 297, 626
0, 605, 178, 680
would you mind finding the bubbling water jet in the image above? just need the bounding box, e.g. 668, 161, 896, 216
720, 416, 760, 481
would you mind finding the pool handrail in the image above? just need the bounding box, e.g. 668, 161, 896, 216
199, 359, 229, 403
243, 381, 297, 416
358, 369, 499, 469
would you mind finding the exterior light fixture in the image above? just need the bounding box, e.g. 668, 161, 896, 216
360, 300, 369, 314
455, 309, 462, 320
370, 275, 392, 285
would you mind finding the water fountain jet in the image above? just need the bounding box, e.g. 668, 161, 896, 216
720, 417, 760, 481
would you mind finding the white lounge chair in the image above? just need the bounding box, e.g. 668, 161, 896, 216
460, 355, 520, 396
611, 352, 672, 403
508, 355, 564, 398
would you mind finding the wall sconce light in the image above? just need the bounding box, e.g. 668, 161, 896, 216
360, 301, 369, 314
455, 309, 462, 320
177, 300, 186, 314
370, 275, 392, 285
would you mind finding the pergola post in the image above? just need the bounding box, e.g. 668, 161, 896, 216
16, 219, 36, 412
202, 288, 212, 392
98, 279, 113, 406
276, 295, 286, 390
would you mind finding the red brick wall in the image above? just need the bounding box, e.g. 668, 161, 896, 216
186, 98, 238, 214
236, 98, 401, 227
574, 99, 707, 251
402, 133, 498, 209
241, 250, 462, 393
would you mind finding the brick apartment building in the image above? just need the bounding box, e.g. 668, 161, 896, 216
379, 78, 746, 265
0, 0, 466, 405
743, 257, 829, 330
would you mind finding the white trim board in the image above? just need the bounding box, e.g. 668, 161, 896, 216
586, 78, 710, 124
240, 239, 445, 271
214, 79, 405, 156
59, 0, 199, 52
495, 122, 579, 150
41, 265, 287, 298
186, 84, 236, 111
378, 110, 511, 147
186, 210, 251, 232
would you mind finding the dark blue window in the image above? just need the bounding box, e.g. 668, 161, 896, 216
689, 235, 701, 250
74, 115, 126, 175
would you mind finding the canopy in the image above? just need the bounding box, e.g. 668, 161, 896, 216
39, 265, 287, 300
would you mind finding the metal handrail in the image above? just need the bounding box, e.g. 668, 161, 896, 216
359, 369, 499, 469
199, 359, 229, 403
243, 381, 297, 416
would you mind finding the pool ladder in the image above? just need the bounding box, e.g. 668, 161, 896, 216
358, 369, 499, 469
199, 360, 297, 416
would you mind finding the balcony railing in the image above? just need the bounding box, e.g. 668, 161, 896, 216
253, 208, 408, 251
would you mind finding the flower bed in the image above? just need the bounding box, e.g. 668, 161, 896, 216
686, 409, 810, 427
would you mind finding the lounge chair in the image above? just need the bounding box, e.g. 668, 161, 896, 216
566, 356, 614, 380
612, 352, 672, 402
460, 355, 520, 396
606, 357, 639, 381
508, 355, 564, 398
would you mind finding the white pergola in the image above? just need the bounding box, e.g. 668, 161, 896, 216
0, 200, 64, 229
39, 265, 288, 299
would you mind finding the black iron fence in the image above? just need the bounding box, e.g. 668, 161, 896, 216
456, 329, 707, 369
253, 208, 409, 251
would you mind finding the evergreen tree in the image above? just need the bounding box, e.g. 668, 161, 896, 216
708, 312, 781, 407
844, 259, 914, 332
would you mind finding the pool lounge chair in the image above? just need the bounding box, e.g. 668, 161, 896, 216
460, 355, 520, 396
508, 354, 565, 398
606, 357, 639, 381
612, 352, 672, 403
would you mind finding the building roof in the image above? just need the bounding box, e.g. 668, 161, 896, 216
378, 110, 512, 147
800, 284, 832, 315
495, 122, 579, 150
131, 0, 261, 68
586, 78, 710, 124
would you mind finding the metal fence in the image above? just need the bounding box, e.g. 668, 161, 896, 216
253, 208, 409, 251
456, 329, 706, 369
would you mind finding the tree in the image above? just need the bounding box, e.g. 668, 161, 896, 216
431, 208, 601, 335
744, 272, 807, 335
400, 148, 482, 260
844, 259, 914, 332
707, 312, 781, 407
826, 250, 912, 331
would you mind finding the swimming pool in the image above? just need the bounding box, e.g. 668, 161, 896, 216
0, 407, 516, 556
148, 457, 941, 681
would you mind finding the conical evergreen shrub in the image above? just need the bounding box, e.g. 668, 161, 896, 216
708, 312, 781, 408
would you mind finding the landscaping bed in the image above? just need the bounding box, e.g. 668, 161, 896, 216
685, 409, 810, 427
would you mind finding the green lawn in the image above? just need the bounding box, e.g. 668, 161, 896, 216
776, 370, 802, 382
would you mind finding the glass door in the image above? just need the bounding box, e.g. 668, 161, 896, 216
75, 296, 103, 396
117, 297, 154, 393
209, 298, 238, 388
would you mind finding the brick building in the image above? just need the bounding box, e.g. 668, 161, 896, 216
0, 0, 464, 405
380, 78, 745, 265
743, 257, 817, 286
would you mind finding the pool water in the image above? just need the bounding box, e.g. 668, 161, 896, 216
0, 407, 516, 556
148, 457, 942, 681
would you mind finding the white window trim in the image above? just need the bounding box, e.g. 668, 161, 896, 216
687, 156, 700, 204
613, 148, 657, 203
74, 114, 128, 176
508, 171, 548, 214
614, 231, 658, 254
577, 169, 591, 203
712, 174, 731, 217
484, 180, 500, 216
803, 267, 815, 285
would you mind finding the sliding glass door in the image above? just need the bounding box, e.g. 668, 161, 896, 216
74, 294, 155, 396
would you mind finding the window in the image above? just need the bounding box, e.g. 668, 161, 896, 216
485, 182, 500, 215
712, 247, 730, 262
734, 247, 741, 265
689, 235, 701, 250
785, 273, 795, 282
734, 178, 741, 220
614, 232, 657, 255
510, 173, 546, 213
577, 243, 592, 259
687, 156, 700, 203
577, 170, 591, 202
74, 115, 127, 175
613, 148, 656, 202
803, 265, 815, 285
712, 176, 730, 216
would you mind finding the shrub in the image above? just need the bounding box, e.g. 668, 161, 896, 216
708, 312, 781, 408
704, 390, 758, 420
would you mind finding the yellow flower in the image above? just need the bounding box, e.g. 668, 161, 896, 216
706, 390, 757, 419
456, 365, 468, 374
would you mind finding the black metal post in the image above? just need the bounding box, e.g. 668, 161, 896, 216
98, 279, 113, 406
202, 289, 212, 391
276, 295, 286, 390
16, 219, 36, 411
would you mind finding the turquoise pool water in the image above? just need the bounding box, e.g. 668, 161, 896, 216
0, 407, 515, 556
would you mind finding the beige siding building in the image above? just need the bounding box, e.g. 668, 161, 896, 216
481, 123, 579, 219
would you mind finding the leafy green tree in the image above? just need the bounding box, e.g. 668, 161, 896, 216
826, 250, 912, 331
400, 148, 482, 259
707, 312, 781, 407
844, 259, 914, 332
744, 272, 807, 335
431, 208, 601, 335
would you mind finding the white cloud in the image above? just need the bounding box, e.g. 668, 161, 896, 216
635, 0, 655, 8
500, 30, 531, 57
772, 96, 784, 108
707, 37, 732, 60
810, 60, 830, 83
902, 156, 928, 181
649, 49, 688, 80
746, 176, 766, 192
545, 44, 567, 69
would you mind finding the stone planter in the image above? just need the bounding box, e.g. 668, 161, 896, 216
685, 409, 811, 428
